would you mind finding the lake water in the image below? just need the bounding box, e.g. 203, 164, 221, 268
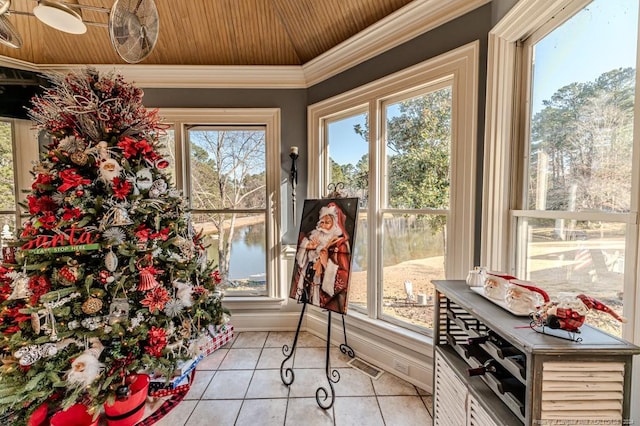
226, 224, 266, 281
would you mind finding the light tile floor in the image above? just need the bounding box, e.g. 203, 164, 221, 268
155, 331, 433, 426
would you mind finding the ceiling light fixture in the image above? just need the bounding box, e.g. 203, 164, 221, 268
0, 0, 10, 15
33, 0, 86, 34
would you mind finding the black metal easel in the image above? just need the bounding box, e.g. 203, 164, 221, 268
280, 287, 355, 409
280, 184, 356, 410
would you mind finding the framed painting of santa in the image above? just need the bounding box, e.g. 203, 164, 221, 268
290, 198, 359, 314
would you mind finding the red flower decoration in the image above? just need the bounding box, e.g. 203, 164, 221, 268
62, 206, 82, 221
112, 177, 132, 200
117, 136, 159, 163
32, 173, 53, 192
28, 275, 51, 305
0, 304, 30, 334
145, 326, 167, 357
150, 228, 170, 241
134, 224, 150, 242
58, 168, 91, 192
212, 270, 222, 284
141, 286, 170, 314
27, 195, 57, 215
38, 212, 58, 230
117, 136, 139, 159
148, 326, 166, 342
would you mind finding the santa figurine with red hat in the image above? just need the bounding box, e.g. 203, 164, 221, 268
292, 202, 352, 313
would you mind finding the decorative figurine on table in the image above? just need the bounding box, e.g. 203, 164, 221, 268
530, 294, 626, 341
482, 271, 550, 316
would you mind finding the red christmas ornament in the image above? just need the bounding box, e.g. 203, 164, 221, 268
58, 265, 78, 284
138, 267, 160, 291
99, 270, 110, 284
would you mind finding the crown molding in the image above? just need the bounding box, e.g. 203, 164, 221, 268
0, 56, 40, 72
0, 0, 489, 89
302, 0, 491, 87
90, 65, 307, 89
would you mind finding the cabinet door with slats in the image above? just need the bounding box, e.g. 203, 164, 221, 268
468, 395, 500, 426
540, 361, 624, 422
434, 351, 468, 426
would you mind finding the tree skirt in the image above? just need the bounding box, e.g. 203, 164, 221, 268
137, 370, 195, 425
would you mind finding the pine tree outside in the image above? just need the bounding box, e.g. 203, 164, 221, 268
513, 0, 638, 336
327, 86, 452, 331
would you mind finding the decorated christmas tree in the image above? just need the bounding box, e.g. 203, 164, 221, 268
0, 68, 227, 422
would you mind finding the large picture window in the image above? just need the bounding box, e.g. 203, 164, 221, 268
187, 126, 267, 294
309, 43, 478, 334
158, 109, 281, 298
512, 0, 638, 337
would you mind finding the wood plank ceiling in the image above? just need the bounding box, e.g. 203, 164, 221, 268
0, 0, 415, 65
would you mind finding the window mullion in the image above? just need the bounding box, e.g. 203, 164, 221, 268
370, 99, 383, 321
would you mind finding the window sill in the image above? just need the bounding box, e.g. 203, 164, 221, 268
222, 296, 285, 311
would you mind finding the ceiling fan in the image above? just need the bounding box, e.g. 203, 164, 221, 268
0, 0, 159, 64
0, 0, 22, 48
109, 0, 159, 64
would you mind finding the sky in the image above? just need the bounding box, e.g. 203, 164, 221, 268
327, 113, 368, 166
531, 0, 638, 114
328, 0, 638, 166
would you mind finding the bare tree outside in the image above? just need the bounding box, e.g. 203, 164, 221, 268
188, 127, 267, 291
0, 121, 16, 234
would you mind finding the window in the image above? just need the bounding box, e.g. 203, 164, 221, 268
187, 126, 267, 294
158, 109, 281, 298
0, 120, 18, 241
485, 0, 638, 338
326, 110, 369, 312
309, 43, 478, 334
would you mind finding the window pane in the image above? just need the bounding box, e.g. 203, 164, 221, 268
527, 0, 637, 213
347, 214, 368, 312
188, 127, 266, 210
327, 112, 369, 311
0, 121, 16, 210
381, 213, 445, 329
384, 87, 451, 209
188, 127, 267, 294
327, 112, 369, 206
192, 212, 266, 294
157, 127, 176, 182
517, 217, 625, 336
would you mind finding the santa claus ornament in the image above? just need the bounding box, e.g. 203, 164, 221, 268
65, 339, 105, 387
530, 293, 626, 341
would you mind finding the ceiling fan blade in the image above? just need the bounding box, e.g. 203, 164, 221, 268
0, 15, 22, 49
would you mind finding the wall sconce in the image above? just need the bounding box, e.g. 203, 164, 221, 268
289, 146, 299, 225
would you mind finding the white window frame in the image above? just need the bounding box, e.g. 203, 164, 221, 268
157, 108, 285, 308
1, 118, 39, 225
308, 42, 479, 334
0, 119, 20, 229
481, 0, 640, 420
